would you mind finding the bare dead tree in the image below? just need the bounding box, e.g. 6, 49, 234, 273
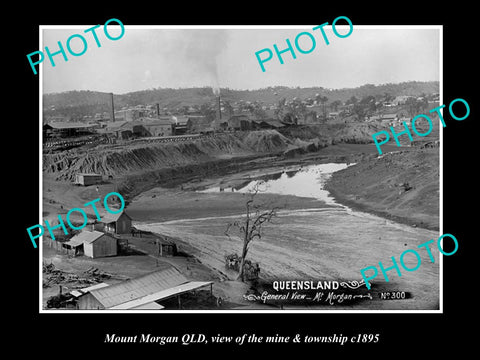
225, 182, 278, 282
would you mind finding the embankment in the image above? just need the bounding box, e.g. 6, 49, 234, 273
43, 131, 291, 181
325, 148, 439, 230
43, 123, 390, 208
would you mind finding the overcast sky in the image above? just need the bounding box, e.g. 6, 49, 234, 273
41, 25, 440, 94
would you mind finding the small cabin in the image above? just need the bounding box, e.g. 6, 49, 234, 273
61, 230, 117, 258
156, 237, 178, 257
75, 173, 103, 186
95, 211, 132, 235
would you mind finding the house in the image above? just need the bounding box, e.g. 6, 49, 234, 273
75, 173, 103, 186
328, 111, 341, 119
392, 95, 413, 106
380, 114, 398, 126
95, 211, 132, 235
62, 230, 118, 258
76, 267, 213, 310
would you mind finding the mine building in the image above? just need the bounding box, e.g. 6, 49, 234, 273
43, 122, 96, 139
74, 173, 103, 186
75, 267, 213, 310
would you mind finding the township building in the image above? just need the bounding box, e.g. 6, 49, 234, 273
61, 230, 118, 258
74, 173, 103, 186
94, 210, 132, 235
75, 267, 213, 310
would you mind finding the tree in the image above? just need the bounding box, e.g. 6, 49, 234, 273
405, 97, 423, 117
383, 92, 394, 103
274, 97, 287, 120
318, 96, 329, 119
251, 102, 268, 119
346, 96, 358, 105
225, 183, 278, 282
330, 100, 342, 112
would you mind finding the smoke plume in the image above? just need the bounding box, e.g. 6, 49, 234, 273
163, 29, 228, 94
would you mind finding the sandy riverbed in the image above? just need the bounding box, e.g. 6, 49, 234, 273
127, 161, 440, 310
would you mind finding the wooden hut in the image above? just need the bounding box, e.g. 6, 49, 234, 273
75, 173, 103, 186
95, 211, 132, 235
62, 230, 117, 258
155, 237, 178, 257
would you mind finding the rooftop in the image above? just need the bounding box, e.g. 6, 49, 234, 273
88, 267, 190, 308
64, 230, 112, 247
45, 122, 96, 129
99, 210, 131, 224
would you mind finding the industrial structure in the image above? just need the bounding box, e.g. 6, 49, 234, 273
75, 267, 213, 310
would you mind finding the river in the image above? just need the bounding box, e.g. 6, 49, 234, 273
133, 162, 440, 310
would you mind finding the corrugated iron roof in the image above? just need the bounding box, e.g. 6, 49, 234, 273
45, 122, 95, 129
71, 282, 110, 297
108, 281, 213, 309
76, 173, 102, 177
99, 210, 131, 224
64, 230, 112, 247
88, 267, 189, 308
131, 302, 165, 310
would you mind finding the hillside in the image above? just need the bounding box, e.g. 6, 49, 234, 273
43, 81, 439, 119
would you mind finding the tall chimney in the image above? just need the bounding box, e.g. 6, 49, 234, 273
156, 103, 160, 116
110, 93, 115, 122
217, 96, 222, 121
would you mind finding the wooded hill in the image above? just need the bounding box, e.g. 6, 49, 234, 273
43, 81, 439, 120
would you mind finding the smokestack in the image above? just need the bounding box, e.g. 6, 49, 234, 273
110, 93, 115, 122
217, 96, 222, 121
156, 103, 160, 116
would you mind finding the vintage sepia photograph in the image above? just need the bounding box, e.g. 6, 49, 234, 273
39, 25, 442, 312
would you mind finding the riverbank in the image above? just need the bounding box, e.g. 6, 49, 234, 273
325, 148, 439, 231
42, 141, 440, 310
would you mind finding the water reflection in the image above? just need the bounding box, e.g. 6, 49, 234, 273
202, 163, 352, 205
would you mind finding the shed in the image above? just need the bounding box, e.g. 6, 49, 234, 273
43, 122, 95, 138
83, 231, 118, 258
75, 173, 103, 186
76, 267, 212, 310
63, 230, 117, 258
155, 237, 178, 257
95, 211, 132, 235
